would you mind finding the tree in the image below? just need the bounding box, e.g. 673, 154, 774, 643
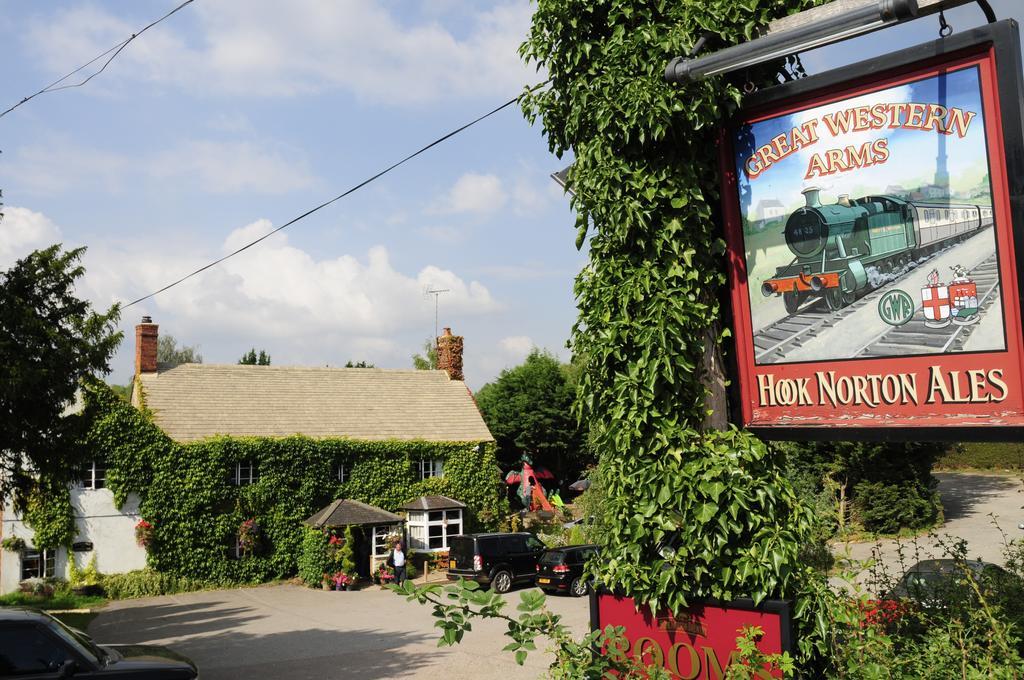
0, 245, 121, 503
158, 335, 202, 365
475, 350, 588, 485
411, 339, 437, 370
239, 348, 271, 365
518, 0, 816, 631
344, 360, 374, 368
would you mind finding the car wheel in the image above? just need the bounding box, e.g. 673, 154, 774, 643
492, 570, 513, 594
570, 577, 588, 597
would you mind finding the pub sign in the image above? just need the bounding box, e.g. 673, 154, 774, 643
590, 592, 791, 679
719, 21, 1024, 439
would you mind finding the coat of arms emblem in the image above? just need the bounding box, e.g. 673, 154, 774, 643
948, 264, 979, 325
920, 266, 979, 329
921, 268, 951, 329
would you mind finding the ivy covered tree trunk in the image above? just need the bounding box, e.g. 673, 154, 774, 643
520, 0, 819, 617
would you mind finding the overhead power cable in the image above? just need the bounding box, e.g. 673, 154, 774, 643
0, 0, 196, 120
123, 82, 548, 309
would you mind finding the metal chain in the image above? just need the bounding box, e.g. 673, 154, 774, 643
939, 10, 953, 37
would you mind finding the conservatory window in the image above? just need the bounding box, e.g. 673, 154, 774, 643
407, 508, 462, 551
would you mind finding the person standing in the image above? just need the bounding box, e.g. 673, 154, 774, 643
388, 540, 407, 585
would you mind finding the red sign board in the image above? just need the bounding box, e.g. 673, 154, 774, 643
590, 592, 791, 679
718, 21, 1024, 439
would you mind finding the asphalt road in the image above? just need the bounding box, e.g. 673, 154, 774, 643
89, 582, 590, 680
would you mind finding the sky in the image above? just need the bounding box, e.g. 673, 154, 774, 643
736, 66, 989, 221
0, 0, 1020, 390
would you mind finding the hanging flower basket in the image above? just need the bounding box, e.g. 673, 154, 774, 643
134, 519, 154, 548
238, 518, 260, 554
1, 536, 26, 552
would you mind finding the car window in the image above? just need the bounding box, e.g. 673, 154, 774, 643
540, 551, 566, 565
480, 537, 504, 556
525, 535, 544, 552
502, 536, 525, 553
0, 625, 71, 675
45, 616, 100, 666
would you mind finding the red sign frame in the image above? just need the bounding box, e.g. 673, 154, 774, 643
719, 21, 1024, 440
590, 591, 791, 679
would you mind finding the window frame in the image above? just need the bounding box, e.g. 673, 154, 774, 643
20, 548, 56, 581
234, 460, 258, 486
80, 460, 107, 490
406, 507, 462, 552
418, 458, 444, 480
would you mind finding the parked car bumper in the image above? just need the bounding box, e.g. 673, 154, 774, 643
447, 568, 491, 585
535, 574, 572, 592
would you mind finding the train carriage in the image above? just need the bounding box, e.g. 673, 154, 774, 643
760, 187, 991, 312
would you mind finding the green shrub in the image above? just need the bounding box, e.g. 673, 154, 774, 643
68, 554, 101, 587
101, 569, 220, 600
939, 442, 1024, 470
297, 528, 330, 588
0, 591, 106, 610
340, 526, 356, 576
853, 480, 939, 535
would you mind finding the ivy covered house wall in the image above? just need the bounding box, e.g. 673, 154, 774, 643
0, 321, 503, 592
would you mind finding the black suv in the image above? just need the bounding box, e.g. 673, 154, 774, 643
447, 533, 546, 593
535, 544, 599, 597
0, 608, 198, 678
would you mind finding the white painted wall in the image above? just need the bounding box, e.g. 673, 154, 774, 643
0, 488, 147, 594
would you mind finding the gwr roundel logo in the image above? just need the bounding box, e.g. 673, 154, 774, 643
878, 289, 915, 326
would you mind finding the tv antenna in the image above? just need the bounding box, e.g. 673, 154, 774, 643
424, 287, 450, 340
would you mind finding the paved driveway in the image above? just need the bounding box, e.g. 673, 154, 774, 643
89, 583, 590, 680
838, 471, 1024, 587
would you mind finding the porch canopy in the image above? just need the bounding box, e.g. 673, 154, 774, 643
304, 499, 402, 529
305, 499, 404, 577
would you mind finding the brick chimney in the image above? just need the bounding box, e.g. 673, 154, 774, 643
436, 327, 464, 381
135, 316, 159, 374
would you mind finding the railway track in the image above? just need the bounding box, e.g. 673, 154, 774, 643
752, 228, 997, 364
854, 255, 1000, 358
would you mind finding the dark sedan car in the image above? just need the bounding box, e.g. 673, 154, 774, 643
886, 558, 1018, 604
535, 544, 598, 597
0, 608, 198, 679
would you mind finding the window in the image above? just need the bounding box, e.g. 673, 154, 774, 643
234, 461, 258, 486
372, 526, 393, 557
0, 626, 69, 674
406, 507, 462, 551
21, 549, 55, 580
419, 459, 443, 480
333, 463, 347, 484
81, 460, 107, 490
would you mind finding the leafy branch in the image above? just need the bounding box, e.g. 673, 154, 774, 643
389, 578, 670, 679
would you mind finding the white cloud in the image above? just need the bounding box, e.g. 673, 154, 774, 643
418, 225, 462, 243
150, 141, 317, 194
25, 1, 538, 105
5, 137, 316, 197
0, 206, 62, 269
8, 139, 131, 195
84, 218, 499, 344
437, 173, 507, 215
499, 335, 533, 359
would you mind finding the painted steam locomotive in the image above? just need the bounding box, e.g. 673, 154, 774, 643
761, 187, 994, 312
